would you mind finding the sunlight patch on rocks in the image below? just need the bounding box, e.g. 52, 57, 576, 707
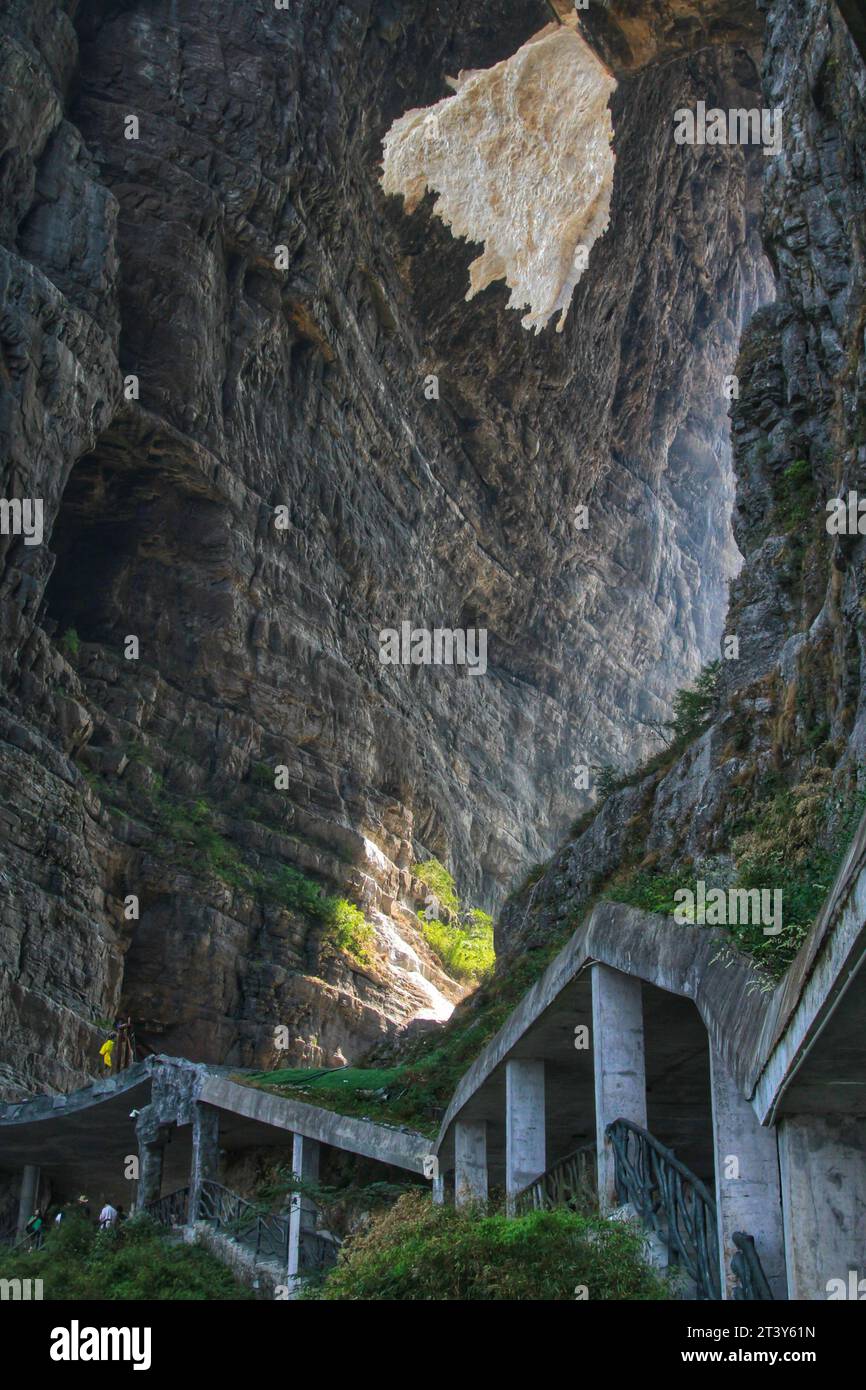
381, 24, 616, 333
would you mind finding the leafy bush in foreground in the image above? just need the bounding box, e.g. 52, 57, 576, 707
0, 1215, 252, 1301
306, 1191, 669, 1301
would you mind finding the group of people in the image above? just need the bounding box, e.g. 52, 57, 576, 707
23, 1195, 127, 1248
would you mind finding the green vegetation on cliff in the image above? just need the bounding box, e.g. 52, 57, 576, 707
414, 857, 495, 982
240, 915, 576, 1135
87, 767, 376, 965
605, 770, 866, 977
305, 1191, 669, 1301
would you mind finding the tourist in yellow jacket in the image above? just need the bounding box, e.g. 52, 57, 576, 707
98, 1035, 114, 1071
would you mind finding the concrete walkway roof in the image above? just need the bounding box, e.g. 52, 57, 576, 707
0, 1057, 432, 1205
5, 810, 866, 1201
435, 805, 866, 1157
0, 1063, 155, 1204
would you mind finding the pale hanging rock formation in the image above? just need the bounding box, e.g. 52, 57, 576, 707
381, 24, 616, 334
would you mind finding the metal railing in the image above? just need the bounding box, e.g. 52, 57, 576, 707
731, 1231, 775, 1301
144, 1186, 189, 1228
513, 1144, 596, 1215
197, 1181, 292, 1264
606, 1118, 722, 1300
143, 1179, 339, 1272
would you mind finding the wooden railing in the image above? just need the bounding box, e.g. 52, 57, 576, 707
144, 1186, 189, 1228
731, 1231, 775, 1301
515, 1121, 778, 1301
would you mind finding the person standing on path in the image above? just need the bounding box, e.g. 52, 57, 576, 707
98, 1200, 118, 1230
24, 1206, 44, 1250
98, 1031, 115, 1072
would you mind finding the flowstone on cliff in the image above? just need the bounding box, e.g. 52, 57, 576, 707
381, 23, 616, 334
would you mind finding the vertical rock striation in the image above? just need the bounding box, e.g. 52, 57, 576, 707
499, 0, 866, 968
0, 0, 767, 1095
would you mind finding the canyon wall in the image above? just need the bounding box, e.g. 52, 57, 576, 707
500, 0, 866, 969
0, 0, 767, 1095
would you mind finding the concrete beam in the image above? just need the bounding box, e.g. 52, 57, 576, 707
709, 1045, 786, 1299
506, 1059, 545, 1212
288, 1133, 320, 1279
16, 1164, 40, 1239
778, 1114, 866, 1299
454, 1118, 488, 1206
200, 1074, 431, 1173
188, 1103, 220, 1223
592, 964, 647, 1209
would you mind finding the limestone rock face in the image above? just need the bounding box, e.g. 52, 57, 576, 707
0, 0, 767, 1095
574, 0, 763, 73
499, 0, 866, 964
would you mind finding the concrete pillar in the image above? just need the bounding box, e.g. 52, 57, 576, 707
288, 1133, 320, 1278
16, 1165, 40, 1239
134, 1113, 166, 1213
454, 1119, 488, 1206
709, 1046, 786, 1299
592, 964, 647, 1210
506, 1059, 545, 1213
777, 1114, 866, 1300
432, 1174, 446, 1206
188, 1102, 221, 1223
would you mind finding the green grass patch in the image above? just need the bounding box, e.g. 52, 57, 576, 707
59, 626, 80, 659
324, 898, 375, 963
773, 457, 818, 532
412, 858, 495, 982
420, 907, 494, 982
604, 870, 694, 917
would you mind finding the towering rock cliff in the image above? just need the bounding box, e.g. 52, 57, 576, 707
500, 0, 866, 972
0, 0, 771, 1096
